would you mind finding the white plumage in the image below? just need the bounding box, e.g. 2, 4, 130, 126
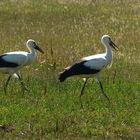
83, 56, 107, 70
0, 39, 44, 93
59, 35, 118, 101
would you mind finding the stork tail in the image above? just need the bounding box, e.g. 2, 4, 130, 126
59, 66, 74, 82
59, 70, 69, 82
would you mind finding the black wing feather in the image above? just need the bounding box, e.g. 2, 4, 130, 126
0, 54, 19, 68
59, 60, 100, 82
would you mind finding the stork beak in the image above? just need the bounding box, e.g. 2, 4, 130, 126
34, 44, 44, 54
109, 41, 118, 51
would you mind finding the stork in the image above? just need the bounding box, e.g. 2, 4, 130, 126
0, 39, 44, 93
59, 35, 118, 101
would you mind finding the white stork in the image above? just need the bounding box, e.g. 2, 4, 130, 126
59, 35, 118, 101
0, 39, 44, 93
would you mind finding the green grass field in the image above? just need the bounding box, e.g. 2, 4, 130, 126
0, 0, 140, 139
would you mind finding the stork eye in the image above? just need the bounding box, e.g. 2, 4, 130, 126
33, 42, 36, 46
108, 38, 111, 42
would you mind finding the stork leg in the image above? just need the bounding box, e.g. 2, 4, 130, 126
17, 73, 28, 92
80, 78, 88, 97
98, 81, 110, 102
4, 75, 12, 94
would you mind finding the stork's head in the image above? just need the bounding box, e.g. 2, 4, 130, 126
26, 39, 44, 53
101, 35, 118, 51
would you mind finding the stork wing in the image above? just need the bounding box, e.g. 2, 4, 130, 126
0, 52, 28, 67
83, 57, 107, 70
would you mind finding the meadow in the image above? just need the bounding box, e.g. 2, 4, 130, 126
0, 0, 140, 139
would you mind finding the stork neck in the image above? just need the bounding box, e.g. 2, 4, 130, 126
104, 43, 113, 62
28, 46, 36, 55
27, 46, 37, 64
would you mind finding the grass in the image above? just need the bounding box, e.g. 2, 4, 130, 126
0, 0, 140, 139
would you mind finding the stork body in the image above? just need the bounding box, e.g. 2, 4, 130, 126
59, 35, 118, 101
0, 39, 44, 93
